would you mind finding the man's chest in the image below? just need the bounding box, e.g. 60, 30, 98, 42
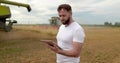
57, 28, 73, 42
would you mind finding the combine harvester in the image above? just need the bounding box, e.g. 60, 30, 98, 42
0, 0, 31, 32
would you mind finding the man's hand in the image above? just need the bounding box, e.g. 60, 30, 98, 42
46, 42, 62, 53
41, 40, 62, 53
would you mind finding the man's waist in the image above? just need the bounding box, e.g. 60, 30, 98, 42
56, 54, 80, 63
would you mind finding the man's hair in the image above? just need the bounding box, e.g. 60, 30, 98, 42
57, 4, 72, 12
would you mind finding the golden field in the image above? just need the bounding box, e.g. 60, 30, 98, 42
0, 25, 120, 63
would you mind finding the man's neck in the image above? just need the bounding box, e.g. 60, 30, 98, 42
65, 18, 74, 27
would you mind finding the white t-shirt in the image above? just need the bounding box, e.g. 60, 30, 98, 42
56, 22, 85, 63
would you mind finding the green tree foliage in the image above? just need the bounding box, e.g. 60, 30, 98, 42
114, 22, 120, 27
104, 22, 112, 26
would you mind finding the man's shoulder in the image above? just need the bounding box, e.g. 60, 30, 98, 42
72, 22, 83, 30
58, 24, 64, 31
59, 24, 64, 28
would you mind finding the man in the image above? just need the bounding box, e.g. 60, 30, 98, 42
45, 4, 85, 63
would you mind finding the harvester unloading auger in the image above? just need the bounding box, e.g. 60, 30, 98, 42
0, 0, 31, 32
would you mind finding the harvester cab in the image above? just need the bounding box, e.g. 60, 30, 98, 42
0, 0, 31, 32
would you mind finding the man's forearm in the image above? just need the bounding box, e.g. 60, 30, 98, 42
57, 42, 83, 57
58, 49, 80, 57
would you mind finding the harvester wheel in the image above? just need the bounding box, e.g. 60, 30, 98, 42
5, 26, 12, 32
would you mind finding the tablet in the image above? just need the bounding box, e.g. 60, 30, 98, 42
40, 40, 54, 46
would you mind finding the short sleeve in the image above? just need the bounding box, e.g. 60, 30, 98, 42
73, 28, 85, 43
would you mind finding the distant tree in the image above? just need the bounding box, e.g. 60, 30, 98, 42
104, 22, 109, 25
114, 22, 120, 26
104, 22, 112, 26
109, 22, 112, 25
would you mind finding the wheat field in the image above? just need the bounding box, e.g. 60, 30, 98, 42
0, 25, 120, 63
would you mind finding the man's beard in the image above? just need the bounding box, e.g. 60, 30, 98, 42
62, 17, 70, 25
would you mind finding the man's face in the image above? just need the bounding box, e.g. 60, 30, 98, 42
58, 9, 71, 25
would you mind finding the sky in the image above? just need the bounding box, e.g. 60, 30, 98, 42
4, 0, 120, 25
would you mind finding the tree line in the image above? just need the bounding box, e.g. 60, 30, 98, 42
104, 22, 120, 27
